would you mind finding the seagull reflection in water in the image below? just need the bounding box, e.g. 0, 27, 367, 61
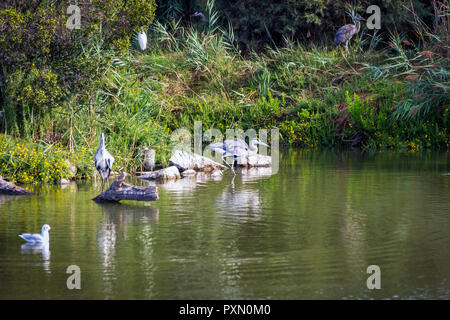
20, 242, 51, 273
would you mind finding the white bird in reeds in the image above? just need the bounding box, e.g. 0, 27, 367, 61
94, 133, 115, 192
19, 224, 52, 243
138, 31, 147, 51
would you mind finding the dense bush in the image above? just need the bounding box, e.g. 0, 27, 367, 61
0, 135, 71, 184
156, 0, 434, 50
0, 0, 157, 137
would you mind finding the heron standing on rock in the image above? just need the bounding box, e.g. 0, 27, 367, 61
334, 14, 366, 55
94, 133, 115, 192
208, 138, 268, 175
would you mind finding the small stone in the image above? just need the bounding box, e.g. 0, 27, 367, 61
60, 178, 70, 185
0, 177, 35, 195
65, 160, 77, 178
211, 170, 223, 177
170, 150, 226, 172
139, 166, 181, 180
237, 154, 272, 167
181, 169, 197, 177
143, 148, 155, 171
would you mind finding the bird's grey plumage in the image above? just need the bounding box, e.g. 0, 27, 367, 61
334, 14, 366, 55
94, 133, 115, 191
138, 31, 147, 51
191, 11, 208, 23
19, 224, 52, 243
208, 138, 268, 175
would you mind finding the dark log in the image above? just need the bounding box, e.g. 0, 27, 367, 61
0, 176, 35, 195
92, 173, 158, 202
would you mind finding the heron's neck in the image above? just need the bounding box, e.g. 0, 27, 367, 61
249, 140, 258, 152
356, 21, 361, 33
100, 138, 105, 150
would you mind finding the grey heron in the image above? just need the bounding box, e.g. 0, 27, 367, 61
190, 11, 208, 23
94, 133, 115, 191
208, 138, 268, 175
334, 14, 366, 55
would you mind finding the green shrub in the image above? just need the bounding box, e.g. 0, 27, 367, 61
0, 135, 71, 184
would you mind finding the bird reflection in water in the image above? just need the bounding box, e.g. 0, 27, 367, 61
96, 203, 159, 266
215, 168, 274, 222
96, 202, 159, 297
20, 242, 51, 273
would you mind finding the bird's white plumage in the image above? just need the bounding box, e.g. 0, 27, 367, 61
138, 31, 147, 51
19, 224, 52, 243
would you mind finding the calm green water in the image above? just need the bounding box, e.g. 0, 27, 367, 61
0, 150, 449, 299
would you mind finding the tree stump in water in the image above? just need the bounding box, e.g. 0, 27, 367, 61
93, 173, 158, 202
0, 176, 35, 195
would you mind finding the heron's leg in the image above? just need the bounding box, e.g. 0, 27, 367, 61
101, 178, 104, 192
230, 175, 236, 188
222, 156, 236, 175
345, 41, 349, 56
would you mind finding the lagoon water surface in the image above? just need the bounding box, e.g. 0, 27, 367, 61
0, 150, 449, 299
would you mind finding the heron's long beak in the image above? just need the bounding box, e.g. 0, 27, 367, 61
49, 227, 53, 231
257, 141, 269, 147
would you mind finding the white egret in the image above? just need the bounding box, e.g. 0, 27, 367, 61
138, 31, 147, 51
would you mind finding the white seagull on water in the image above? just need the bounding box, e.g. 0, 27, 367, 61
19, 224, 52, 243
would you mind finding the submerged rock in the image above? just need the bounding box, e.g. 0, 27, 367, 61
138, 166, 181, 180
181, 169, 197, 177
211, 170, 223, 177
236, 154, 272, 167
0, 176, 35, 195
170, 150, 226, 172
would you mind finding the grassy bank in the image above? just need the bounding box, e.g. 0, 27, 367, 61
0, 4, 448, 184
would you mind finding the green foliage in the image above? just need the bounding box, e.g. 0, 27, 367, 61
215, 0, 433, 50
2, 65, 63, 137
0, 0, 157, 137
0, 135, 71, 184
0, 0, 448, 185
